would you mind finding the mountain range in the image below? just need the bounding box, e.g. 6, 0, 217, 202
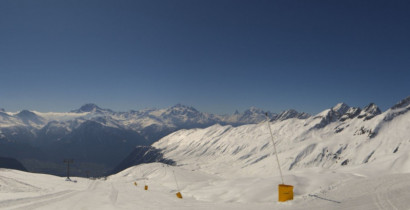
2, 96, 408, 178
1, 103, 307, 176
144, 96, 409, 177
1, 96, 410, 209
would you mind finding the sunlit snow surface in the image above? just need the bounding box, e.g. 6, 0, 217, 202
1, 102, 410, 209
1, 163, 410, 210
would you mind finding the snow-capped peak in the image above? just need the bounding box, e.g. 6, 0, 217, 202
245, 106, 263, 113
169, 104, 199, 113
71, 103, 113, 114
331, 103, 350, 115
355, 103, 381, 121
363, 103, 381, 115
15, 110, 46, 127
74, 103, 101, 113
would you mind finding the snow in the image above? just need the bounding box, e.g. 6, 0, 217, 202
2, 162, 410, 209
1, 101, 410, 209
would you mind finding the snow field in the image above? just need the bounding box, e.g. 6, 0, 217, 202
2, 162, 410, 209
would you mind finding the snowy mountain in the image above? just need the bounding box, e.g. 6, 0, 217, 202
2, 97, 410, 209
0, 103, 283, 176
0, 104, 305, 133
147, 96, 409, 177
16, 110, 46, 127
71, 103, 115, 115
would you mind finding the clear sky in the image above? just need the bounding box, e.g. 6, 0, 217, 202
1, 0, 409, 115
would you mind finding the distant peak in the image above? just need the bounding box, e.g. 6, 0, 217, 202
0, 108, 5, 112
332, 102, 349, 110
244, 107, 264, 114
172, 103, 188, 108
363, 103, 381, 115
171, 104, 197, 111
79, 103, 101, 112
71, 103, 113, 113
17, 110, 36, 116
15, 110, 44, 125
332, 103, 350, 115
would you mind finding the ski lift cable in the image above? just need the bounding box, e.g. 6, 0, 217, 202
266, 113, 284, 184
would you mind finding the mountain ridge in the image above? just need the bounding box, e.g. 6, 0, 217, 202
1, 103, 303, 176
146, 96, 410, 177
2, 96, 408, 177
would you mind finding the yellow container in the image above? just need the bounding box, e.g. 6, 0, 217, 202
278, 184, 293, 202
176, 192, 183, 199
144, 185, 148, 190
134, 182, 137, 186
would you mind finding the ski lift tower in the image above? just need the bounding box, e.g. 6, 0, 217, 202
63, 159, 74, 181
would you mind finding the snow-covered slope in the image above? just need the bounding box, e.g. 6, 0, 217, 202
152, 97, 410, 177
2, 162, 410, 209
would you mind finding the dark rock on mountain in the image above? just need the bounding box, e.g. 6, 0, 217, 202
332, 103, 350, 116
312, 103, 351, 129
358, 103, 381, 120
275, 109, 311, 121
312, 102, 381, 128
391, 96, 410, 110
384, 97, 410, 122
340, 107, 361, 121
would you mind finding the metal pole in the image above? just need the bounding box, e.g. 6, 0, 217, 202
67, 161, 70, 179
64, 159, 73, 180
266, 113, 284, 184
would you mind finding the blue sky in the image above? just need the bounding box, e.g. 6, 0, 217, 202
1, 0, 409, 114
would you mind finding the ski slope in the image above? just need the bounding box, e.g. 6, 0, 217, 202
1, 162, 410, 210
